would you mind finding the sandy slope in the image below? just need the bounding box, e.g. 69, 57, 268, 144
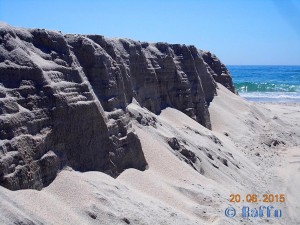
210, 85, 300, 224
0, 84, 299, 225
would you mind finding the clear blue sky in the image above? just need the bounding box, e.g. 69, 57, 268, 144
1, 0, 300, 65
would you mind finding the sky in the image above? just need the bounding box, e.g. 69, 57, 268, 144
0, 0, 300, 65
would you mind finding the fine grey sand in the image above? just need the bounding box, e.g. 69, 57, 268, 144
1, 84, 299, 225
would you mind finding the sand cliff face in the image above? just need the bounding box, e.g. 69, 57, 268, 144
0, 23, 235, 190
202, 51, 236, 94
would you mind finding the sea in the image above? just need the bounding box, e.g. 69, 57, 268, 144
227, 65, 300, 103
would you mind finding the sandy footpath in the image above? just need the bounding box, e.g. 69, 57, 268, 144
0, 84, 299, 225
256, 103, 300, 225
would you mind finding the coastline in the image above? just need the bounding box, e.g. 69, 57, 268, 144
0, 23, 299, 225
228, 65, 300, 104
239, 95, 300, 104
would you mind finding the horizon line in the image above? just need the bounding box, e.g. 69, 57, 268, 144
227, 64, 300, 66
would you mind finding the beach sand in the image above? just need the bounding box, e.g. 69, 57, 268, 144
1, 84, 299, 225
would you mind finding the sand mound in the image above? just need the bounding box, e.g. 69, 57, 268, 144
1, 84, 299, 224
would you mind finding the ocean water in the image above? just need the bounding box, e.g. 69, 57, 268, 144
227, 65, 300, 102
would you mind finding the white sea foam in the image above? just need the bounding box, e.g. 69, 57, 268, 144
239, 92, 300, 102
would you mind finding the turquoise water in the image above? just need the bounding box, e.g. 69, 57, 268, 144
227, 65, 300, 102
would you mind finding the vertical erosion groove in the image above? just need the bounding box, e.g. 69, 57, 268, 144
0, 23, 233, 190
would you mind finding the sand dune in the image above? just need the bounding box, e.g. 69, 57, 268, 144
0, 84, 299, 224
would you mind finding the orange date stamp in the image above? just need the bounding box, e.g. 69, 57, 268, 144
229, 194, 285, 203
